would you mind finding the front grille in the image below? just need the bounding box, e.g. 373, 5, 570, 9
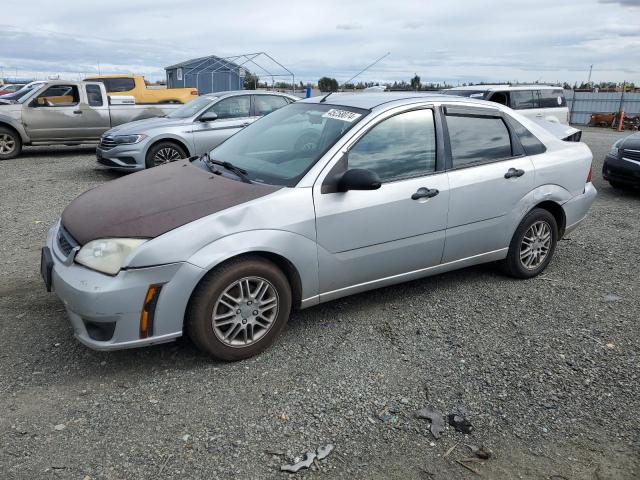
621, 149, 640, 162
57, 225, 78, 256
98, 136, 117, 151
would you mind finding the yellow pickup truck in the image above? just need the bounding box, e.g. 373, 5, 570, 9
84, 75, 198, 104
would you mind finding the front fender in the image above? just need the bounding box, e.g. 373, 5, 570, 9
186, 230, 320, 307
0, 113, 29, 142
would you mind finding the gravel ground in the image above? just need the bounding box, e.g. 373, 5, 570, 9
1, 129, 639, 480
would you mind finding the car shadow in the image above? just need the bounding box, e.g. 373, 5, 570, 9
20, 145, 98, 157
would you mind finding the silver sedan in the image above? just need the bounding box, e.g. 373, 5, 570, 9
43, 92, 596, 360
96, 90, 298, 171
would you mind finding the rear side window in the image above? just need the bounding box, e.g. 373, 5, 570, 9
507, 118, 546, 156
538, 89, 566, 108
510, 90, 536, 110
254, 95, 288, 115
348, 109, 436, 182
446, 114, 512, 167
86, 84, 104, 106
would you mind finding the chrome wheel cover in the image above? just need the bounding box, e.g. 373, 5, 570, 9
153, 147, 182, 166
212, 276, 279, 347
0, 133, 16, 155
520, 220, 552, 270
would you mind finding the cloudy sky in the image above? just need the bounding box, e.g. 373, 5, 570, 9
1, 0, 639, 85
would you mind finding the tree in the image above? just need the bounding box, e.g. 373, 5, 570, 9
410, 74, 421, 91
318, 77, 338, 92
243, 72, 259, 90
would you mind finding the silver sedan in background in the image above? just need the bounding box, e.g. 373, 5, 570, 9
96, 90, 298, 170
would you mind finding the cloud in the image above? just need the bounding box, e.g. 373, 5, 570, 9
336, 23, 362, 30
599, 0, 640, 6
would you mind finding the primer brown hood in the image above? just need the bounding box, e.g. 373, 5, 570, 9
62, 160, 279, 245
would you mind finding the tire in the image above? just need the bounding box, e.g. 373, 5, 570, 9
186, 256, 292, 361
0, 126, 22, 160
501, 208, 558, 279
609, 181, 631, 190
145, 141, 187, 168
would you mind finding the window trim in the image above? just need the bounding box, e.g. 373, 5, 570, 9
440, 105, 525, 171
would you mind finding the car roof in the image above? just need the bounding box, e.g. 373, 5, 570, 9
446, 85, 562, 92
202, 90, 298, 100
299, 92, 498, 110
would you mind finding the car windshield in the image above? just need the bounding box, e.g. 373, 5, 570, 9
13, 82, 45, 103
207, 103, 369, 186
167, 96, 213, 119
445, 89, 488, 99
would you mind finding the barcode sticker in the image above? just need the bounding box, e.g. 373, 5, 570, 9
322, 109, 362, 122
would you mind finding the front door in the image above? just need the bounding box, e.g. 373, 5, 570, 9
22, 84, 87, 141
313, 108, 449, 297
192, 95, 252, 155
441, 105, 535, 262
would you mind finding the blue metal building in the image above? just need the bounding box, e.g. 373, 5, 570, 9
165, 55, 245, 94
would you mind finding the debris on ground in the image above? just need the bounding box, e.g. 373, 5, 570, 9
603, 293, 622, 302
415, 405, 446, 439
447, 407, 474, 434
316, 444, 334, 460
378, 403, 400, 423
280, 444, 334, 473
467, 445, 493, 460
281, 452, 316, 473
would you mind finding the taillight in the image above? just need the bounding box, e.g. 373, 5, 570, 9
586, 164, 592, 183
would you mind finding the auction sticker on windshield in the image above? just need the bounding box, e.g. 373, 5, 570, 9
322, 109, 362, 122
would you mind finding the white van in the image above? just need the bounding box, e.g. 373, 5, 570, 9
444, 85, 569, 124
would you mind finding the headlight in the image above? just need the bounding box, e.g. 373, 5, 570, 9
609, 138, 623, 157
75, 238, 147, 275
113, 134, 147, 145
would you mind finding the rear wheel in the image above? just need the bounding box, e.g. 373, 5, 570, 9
501, 208, 558, 278
0, 127, 22, 160
186, 256, 292, 361
145, 141, 187, 168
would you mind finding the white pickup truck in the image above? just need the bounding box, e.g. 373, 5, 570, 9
0, 80, 180, 159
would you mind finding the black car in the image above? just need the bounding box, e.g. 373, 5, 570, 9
603, 133, 640, 189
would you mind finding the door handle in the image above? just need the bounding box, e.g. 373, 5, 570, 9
411, 187, 439, 200
73, 110, 83, 115
241, 122, 250, 127
504, 168, 525, 179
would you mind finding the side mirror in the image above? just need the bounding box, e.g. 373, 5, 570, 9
199, 111, 218, 122
337, 168, 381, 192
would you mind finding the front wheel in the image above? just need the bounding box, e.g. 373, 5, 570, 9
186, 256, 292, 361
0, 127, 22, 160
145, 141, 187, 168
501, 208, 558, 278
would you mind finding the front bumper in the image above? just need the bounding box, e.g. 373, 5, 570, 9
602, 153, 640, 187
96, 144, 146, 172
45, 224, 205, 350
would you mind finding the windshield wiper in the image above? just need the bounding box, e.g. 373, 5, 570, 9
200, 152, 252, 183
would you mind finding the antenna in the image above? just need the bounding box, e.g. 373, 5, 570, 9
342, 52, 391, 87
319, 92, 332, 103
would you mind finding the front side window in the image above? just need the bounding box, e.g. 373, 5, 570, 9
511, 90, 536, 110
348, 109, 436, 182
209, 96, 250, 119
446, 114, 512, 167
255, 95, 289, 115
34, 85, 80, 107
86, 84, 103, 106
208, 103, 367, 186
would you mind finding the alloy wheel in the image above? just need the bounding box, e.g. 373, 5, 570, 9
0, 134, 16, 155
211, 276, 279, 347
520, 220, 552, 270
153, 147, 182, 166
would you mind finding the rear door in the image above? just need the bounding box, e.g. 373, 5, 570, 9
313, 107, 449, 296
536, 89, 569, 124
21, 84, 87, 141
191, 94, 251, 154
442, 105, 535, 262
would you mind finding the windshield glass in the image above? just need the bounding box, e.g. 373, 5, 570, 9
15, 82, 46, 103
208, 103, 369, 186
444, 89, 489, 99
167, 96, 213, 118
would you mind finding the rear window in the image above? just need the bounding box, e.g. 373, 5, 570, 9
538, 89, 566, 108
446, 114, 513, 167
88, 78, 135, 93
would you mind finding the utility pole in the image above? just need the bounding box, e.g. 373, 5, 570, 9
587, 64, 593, 84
